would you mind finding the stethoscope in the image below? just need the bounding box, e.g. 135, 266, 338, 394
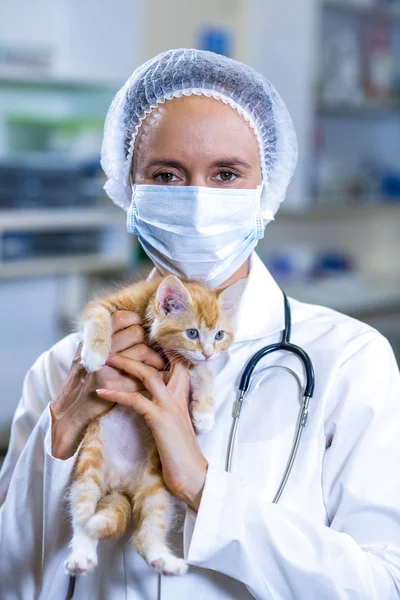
65, 291, 315, 600
226, 291, 315, 503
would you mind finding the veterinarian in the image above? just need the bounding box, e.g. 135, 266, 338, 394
1, 48, 400, 599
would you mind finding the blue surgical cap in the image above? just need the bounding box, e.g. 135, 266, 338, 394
101, 48, 298, 223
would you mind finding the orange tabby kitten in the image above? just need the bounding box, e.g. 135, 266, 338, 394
65, 274, 245, 577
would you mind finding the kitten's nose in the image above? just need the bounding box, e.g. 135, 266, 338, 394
202, 351, 213, 360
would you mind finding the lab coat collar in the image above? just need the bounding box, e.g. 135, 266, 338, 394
233, 252, 288, 343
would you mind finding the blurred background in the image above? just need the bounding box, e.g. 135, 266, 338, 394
1, 0, 400, 452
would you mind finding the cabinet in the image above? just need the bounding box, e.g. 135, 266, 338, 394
0, 75, 132, 277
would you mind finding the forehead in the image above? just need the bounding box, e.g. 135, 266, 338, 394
133, 95, 260, 165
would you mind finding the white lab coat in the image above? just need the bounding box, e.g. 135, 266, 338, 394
1, 252, 400, 600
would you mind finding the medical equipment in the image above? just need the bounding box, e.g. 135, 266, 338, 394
64, 290, 315, 599
127, 184, 265, 287
226, 292, 315, 500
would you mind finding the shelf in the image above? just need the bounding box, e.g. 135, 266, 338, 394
0, 73, 119, 92
323, 0, 400, 21
317, 102, 400, 119
0, 208, 126, 232
4, 204, 399, 229
0, 254, 128, 280
278, 202, 400, 219
6, 113, 104, 130
283, 274, 400, 315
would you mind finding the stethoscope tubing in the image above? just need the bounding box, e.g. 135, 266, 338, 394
226, 292, 315, 505
238, 342, 315, 398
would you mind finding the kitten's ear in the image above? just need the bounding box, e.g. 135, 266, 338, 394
219, 278, 247, 318
156, 275, 192, 316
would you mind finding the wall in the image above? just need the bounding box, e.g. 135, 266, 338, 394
0, 0, 141, 82
250, 0, 318, 208
260, 207, 400, 279
140, 0, 250, 63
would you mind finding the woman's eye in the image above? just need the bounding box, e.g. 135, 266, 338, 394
216, 171, 237, 182
155, 172, 178, 183
215, 330, 225, 340
186, 329, 199, 339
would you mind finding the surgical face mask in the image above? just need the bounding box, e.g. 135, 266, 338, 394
126, 184, 266, 287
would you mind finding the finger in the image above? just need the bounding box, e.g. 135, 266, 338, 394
106, 354, 169, 401
111, 325, 166, 371
111, 311, 143, 334
96, 388, 155, 417
168, 361, 190, 388
119, 344, 165, 371
167, 362, 191, 406
97, 365, 169, 390
96, 367, 143, 392
74, 341, 84, 362
111, 324, 146, 353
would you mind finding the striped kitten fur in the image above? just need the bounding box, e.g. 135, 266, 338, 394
65, 274, 245, 577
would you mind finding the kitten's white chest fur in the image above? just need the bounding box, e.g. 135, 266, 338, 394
101, 405, 153, 483
99, 361, 221, 485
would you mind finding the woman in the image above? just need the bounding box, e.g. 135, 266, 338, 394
1, 48, 400, 599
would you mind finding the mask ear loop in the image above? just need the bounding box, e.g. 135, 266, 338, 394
255, 131, 275, 228
255, 182, 265, 240
126, 174, 139, 234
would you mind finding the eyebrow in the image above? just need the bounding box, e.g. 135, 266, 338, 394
210, 158, 252, 169
146, 159, 188, 170
146, 157, 253, 170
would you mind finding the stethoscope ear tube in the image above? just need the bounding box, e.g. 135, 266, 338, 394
238, 292, 315, 398
238, 342, 315, 398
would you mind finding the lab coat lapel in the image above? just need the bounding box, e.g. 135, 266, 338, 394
234, 252, 285, 343
198, 253, 307, 467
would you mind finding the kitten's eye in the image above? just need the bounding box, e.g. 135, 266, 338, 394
186, 329, 199, 339
215, 330, 225, 340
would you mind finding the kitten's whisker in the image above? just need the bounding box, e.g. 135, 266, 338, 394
167, 354, 181, 367
165, 351, 192, 368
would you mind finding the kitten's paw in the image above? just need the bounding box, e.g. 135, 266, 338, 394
81, 344, 108, 373
192, 411, 215, 433
65, 549, 98, 575
149, 553, 188, 576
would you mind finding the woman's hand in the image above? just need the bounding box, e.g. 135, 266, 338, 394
96, 355, 208, 511
50, 311, 165, 460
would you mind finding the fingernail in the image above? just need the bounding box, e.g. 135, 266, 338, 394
96, 388, 108, 394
